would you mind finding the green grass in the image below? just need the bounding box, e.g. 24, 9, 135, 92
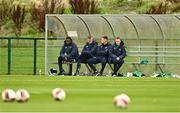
0, 47, 45, 75
0, 76, 180, 112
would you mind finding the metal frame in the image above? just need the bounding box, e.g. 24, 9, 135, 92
149, 16, 166, 70
101, 16, 116, 38
44, 14, 180, 75
56, 16, 68, 36
45, 15, 48, 75
0, 37, 46, 75
175, 15, 180, 20
124, 15, 141, 69
77, 16, 91, 36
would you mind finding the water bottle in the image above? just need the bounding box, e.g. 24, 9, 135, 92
39, 69, 42, 76
127, 72, 133, 77
106, 70, 111, 77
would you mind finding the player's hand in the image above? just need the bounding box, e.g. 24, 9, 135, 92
65, 57, 68, 61
116, 57, 120, 61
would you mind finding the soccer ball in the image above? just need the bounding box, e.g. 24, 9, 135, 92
1, 89, 16, 102
52, 88, 66, 101
114, 93, 131, 108
16, 89, 30, 102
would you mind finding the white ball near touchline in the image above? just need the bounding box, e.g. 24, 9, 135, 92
52, 88, 66, 101
114, 93, 131, 108
2, 89, 16, 102
16, 89, 30, 102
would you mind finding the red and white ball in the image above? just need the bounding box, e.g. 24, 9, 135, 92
114, 93, 131, 108
1, 89, 16, 102
52, 88, 66, 101
16, 89, 30, 102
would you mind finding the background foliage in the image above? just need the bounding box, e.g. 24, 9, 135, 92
0, 0, 179, 37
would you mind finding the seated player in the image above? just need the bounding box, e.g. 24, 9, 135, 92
74, 36, 98, 76
108, 37, 126, 76
87, 36, 111, 76
58, 36, 79, 75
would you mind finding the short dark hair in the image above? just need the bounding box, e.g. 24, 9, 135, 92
116, 37, 121, 40
87, 36, 92, 39
102, 36, 108, 40
65, 36, 73, 44
66, 36, 72, 41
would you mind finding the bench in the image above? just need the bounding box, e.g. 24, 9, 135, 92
48, 45, 180, 75
51, 60, 95, 74
124, 45, 180, 73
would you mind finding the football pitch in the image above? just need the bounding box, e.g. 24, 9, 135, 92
0, 75, 180, 112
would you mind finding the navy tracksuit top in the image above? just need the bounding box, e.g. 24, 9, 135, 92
95, 43, 111, 58
109, 41, 126, 60
81, 41, 98, 56
60, 42, 79, 59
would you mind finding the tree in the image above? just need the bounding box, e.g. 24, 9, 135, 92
69, 0, 100, 14
30, 0, 66, 32
10, 1, 26, 37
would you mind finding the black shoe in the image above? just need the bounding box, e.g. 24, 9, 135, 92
94, 72, 102, 76
58, 70, 65, 75
92, 71, 98, 76
74, 72, 80, 76
111, 73, 117, 77
117, 73, 124, 77
67, 73, 72, 76
57, 72, 64, 76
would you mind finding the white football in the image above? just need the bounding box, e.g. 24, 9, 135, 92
114, 93, 131, 108
1, 89, 16, 102
52, 88, 66, 101
16, 89, 30, 102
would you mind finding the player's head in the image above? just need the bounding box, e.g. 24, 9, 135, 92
65, 36, 72, 45
101, 36, 108, 45
86, 36, 93, 44
115, 37, 121, 45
